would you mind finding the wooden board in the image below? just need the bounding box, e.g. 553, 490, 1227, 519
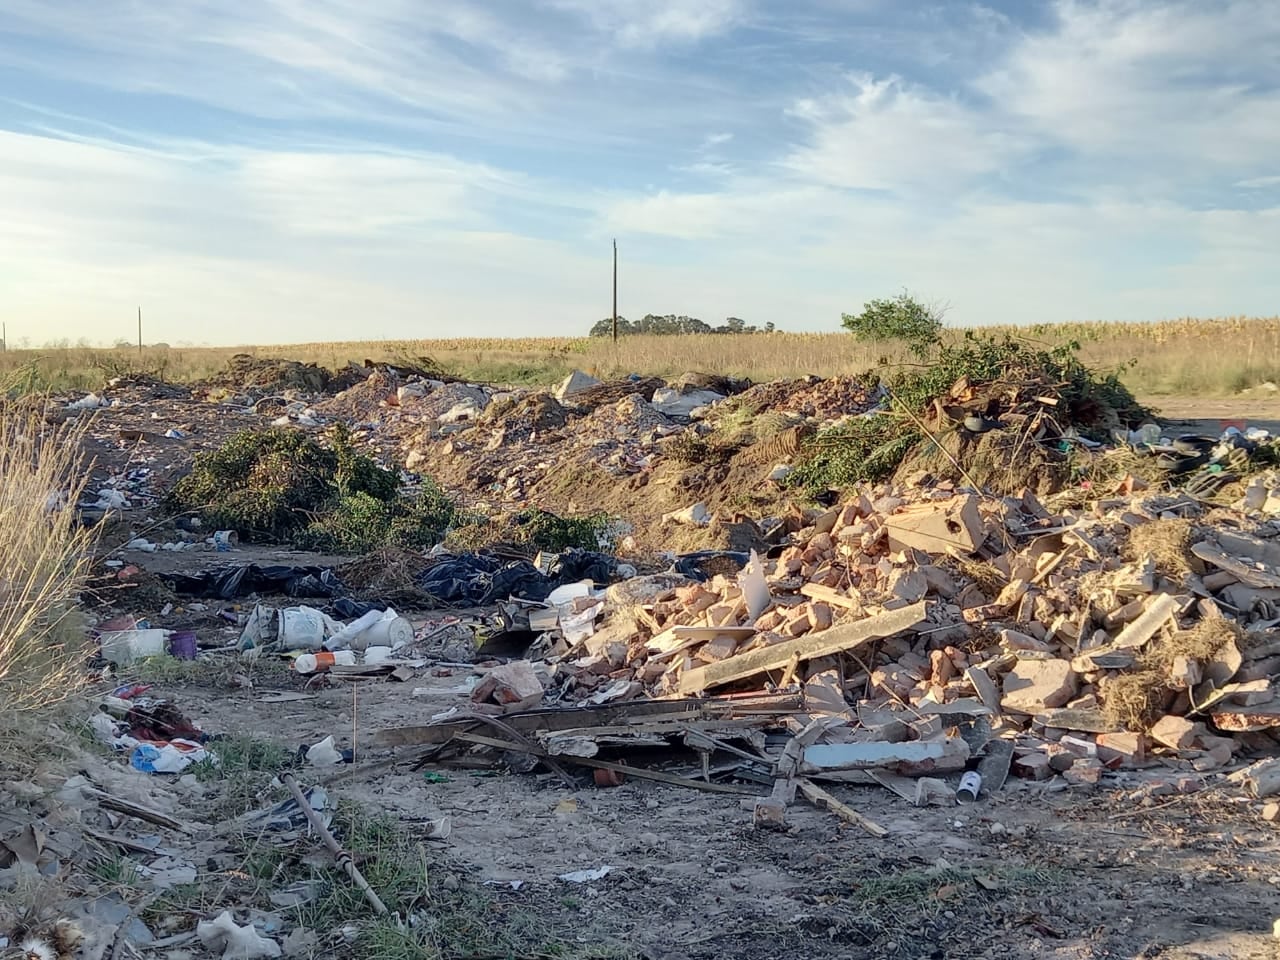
677, 602, 928, 695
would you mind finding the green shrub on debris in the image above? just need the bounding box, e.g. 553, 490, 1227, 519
167, 429, 341, 540
790, 332, 1149, 493
166, 428, 473, 553
513, 508, 612, 552
299, 480, 475, 554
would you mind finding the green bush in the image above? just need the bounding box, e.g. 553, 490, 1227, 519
841, 291, 943, 355
512, 508, 611, 553
166, 429, 346, 540
789, 332, 1149, 493
166, 428, 479, 553
298, 479, 472, 554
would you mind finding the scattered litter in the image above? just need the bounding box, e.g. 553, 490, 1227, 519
196, 911, 282, 959
558, 865, 615, 883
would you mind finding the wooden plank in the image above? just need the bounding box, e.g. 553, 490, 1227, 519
83, 788, 195, 835
1192, 542, 1280, 589
671, 626, 757, 640
678, 602, 928, 695
798, 780, 888, 838
801, 737, 968, 774
1112, 594, 1179, 650
800, 583, 861, 610
372, 700, 716, 748
574, 757, 761, 795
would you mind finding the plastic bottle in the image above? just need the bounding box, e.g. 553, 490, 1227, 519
294, 650, 356, 674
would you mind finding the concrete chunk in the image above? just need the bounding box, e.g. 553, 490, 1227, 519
1000, 659, 1078, 715
1149, 715, 1200, 751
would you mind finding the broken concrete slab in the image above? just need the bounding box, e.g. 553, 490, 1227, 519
801, 736, 970, 777
1000, 659, 1078, 715
1150, 715, 1201, 751
554, 370, 603, 400
883, 495, 987, 556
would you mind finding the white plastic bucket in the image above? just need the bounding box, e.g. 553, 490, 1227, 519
278, 607, 327, 651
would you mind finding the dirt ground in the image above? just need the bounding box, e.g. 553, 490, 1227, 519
42, 384, 1280, 959
123, 662, 1280, 960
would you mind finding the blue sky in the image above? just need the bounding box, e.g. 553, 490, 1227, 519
1, 0, 1278, 346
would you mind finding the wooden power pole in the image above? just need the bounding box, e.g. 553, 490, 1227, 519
612, 239, 618, 344
137, 306, 143, 359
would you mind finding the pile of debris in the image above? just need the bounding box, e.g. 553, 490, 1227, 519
372, 477, 1280, 827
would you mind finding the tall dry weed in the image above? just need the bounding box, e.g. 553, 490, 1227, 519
0, 403, 95, 717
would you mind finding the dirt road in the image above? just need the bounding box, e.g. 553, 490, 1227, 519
141, 667, 1280, 960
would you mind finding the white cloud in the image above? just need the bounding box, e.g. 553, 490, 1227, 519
0, 129, 610, 343
782, 74, 1025, 192
0, 0, 570, 128
1236, 176, 1280, 189
979, 0, 1280, 174
549, 0, 743, 46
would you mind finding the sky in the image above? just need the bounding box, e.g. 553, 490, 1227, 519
1, 0, 1278, 346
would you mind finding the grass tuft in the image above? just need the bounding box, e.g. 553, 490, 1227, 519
0, 404, 96, 733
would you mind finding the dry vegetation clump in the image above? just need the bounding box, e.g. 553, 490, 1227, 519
7, 316, 1280, 397
0, 404, 95, 726
1102, 669, 1170, 732
1126, 519, 1196, 578
1101, 619, 1243, 731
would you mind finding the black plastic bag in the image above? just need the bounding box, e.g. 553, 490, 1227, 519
161, 564, 346, 600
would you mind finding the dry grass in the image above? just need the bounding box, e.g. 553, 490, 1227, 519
0, 404, 96, 724
1102, 669, 1169, 731
1101, 619, 1241, 731
8, 315, 1280, 398
1126, 519, 1196, 578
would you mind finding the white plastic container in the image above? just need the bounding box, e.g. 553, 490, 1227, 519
278, 607, 328, 651
359, 614, 413, 649
99, 629, 169, 665
294, 650, 356, 674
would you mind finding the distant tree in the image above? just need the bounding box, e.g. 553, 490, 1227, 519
587, 314, 777, 336
841, 290, 944, 355
589, 316, 632, 337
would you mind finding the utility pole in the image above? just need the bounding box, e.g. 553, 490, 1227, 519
2, 323, 6, 352
137, 306, 143, 360
611, 239, 618, 344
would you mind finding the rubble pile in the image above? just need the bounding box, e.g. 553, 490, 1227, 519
730, 374, 881, 421
452, 479, 1280, 805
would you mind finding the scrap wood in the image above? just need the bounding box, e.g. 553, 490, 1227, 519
678, 601, 928, 694
575, 757, 761, 795
83, 828, 163, 856
1191, 542, 1280, 589
445, 731, 760, 795
83, 787, 195, 835
281, 774, 388, 917
375, 697, 797, 748
800, 582, 861, 610
797, 779, 888, 838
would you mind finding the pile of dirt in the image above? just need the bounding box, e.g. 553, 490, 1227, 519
565, 376, 666, 411
893, 421, 1075, 496
482, 393, 569, 440
309, 370, 400, 421
197, 354, 333, 397
732, 375, 879, 420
